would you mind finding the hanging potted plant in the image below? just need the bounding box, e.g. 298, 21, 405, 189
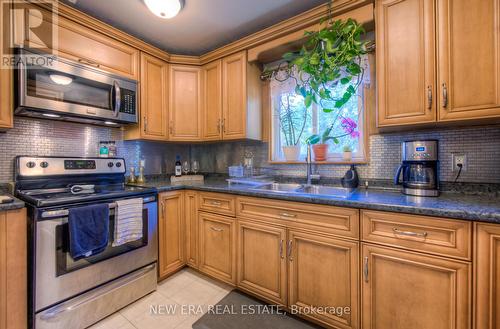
266, 1, 368, 162
276, 93, 308, 161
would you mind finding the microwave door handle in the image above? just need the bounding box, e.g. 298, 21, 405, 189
111, 81, 121, 117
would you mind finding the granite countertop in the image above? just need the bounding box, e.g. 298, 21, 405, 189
0, 195, 25, 211
132, 177, 500, 224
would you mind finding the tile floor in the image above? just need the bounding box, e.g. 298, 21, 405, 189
89, 268, 233, 329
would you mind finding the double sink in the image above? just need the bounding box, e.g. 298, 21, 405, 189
249, 183, 354, 198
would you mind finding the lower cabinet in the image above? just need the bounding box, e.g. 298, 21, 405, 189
198, 211, 236, 284
158, 191, 186, 279
237, 219, 287, 305
474, 223, 500, 329
185, 191, 198, 268
288, 229, 359, 329
361, 243, 471, 329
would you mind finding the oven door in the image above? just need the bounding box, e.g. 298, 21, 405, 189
34, 196, 157, 312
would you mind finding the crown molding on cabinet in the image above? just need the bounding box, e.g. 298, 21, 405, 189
29, 0, 372, 66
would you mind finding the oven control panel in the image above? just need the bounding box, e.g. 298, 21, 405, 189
17, 157, 126, 177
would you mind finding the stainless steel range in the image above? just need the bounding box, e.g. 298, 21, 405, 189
15, 156, 158, 329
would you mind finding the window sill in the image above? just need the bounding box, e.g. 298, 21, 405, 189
269, 160, 369, 165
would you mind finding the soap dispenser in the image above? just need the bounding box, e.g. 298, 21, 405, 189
341, 165, 359, 189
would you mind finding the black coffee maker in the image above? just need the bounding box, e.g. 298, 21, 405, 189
394, 140, 439, 197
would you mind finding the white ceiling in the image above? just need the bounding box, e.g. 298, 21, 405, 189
62, 0, 329, 55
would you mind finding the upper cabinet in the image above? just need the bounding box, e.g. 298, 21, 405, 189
168, 65, 203, 141
377, 0, 500, 128
376, 0, 437, 127
203, 60, 223, 141
0, 0, 13, 129
24, 7, 139, 80
437, 0, 500, 121
222, 51, 262, 140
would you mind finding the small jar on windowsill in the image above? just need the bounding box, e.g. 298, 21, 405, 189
342, 145, 353, 161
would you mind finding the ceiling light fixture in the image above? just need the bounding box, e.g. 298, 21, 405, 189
144, 0, 183, 19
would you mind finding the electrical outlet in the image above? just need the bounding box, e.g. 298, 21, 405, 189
452, 154, 467, 172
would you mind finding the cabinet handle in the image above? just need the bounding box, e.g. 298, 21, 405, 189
393, 228, 428, 239
143, 116, 147, 132
222, 118, 226, 133
442, 83, 448, 108
287, 240, 293, 261
209, 201, 222, 206
210, 226, 223, 232
427, 86, 432, 110
78, 58, 100, 68
363, 256, 369, 282
279, 212, 297, 218
169, 121, 174, 134
160, 201, 165, 217
217, 119, 221, 133
279, 239, 284, 259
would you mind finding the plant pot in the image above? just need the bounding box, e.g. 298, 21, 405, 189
282, 145, 301, 161
343, 151, 352, 161
312, 144, 328, 161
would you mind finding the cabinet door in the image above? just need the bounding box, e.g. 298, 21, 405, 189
0, 208, 27, 329
474, 223, 500, 329
168, 65, 203, 141
0, 0, 13, 129
437, 0, 500, 121
185, 191, 198, 268
158, 192, 185, 279
376, 0, 436, 127
24, 7, 139, 79
203, 60, 222, 141
222, 51, 247, 139
288, 230, 359, 329
139, 53, 169, 140
362, 243, 470, 329
237, 220, 287, 305
198, 212, 236, 285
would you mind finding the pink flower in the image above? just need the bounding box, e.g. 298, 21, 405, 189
341, 117, 359, 138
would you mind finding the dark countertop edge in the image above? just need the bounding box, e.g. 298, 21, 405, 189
149, 184, 500, 224
0, 196, 25, 211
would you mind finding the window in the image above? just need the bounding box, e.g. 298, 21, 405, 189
269, 55, 370, 163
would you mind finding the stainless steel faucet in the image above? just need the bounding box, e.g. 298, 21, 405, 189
306, 144, 313, 185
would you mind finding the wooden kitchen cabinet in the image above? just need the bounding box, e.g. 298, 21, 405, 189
24, 7, 139, 79
288, 229, 359, 329
237, 219, 287, 305
203, 60, 223, 141
168, 65, 203, 141
376, 0, 437, 127
222, 51, 262, 140
474, 223, 500, 329
158, 192, 185, 279
437, 0, 500, 121
125, 53, 168, 140
185, 191, 198, 268
361, 243, 470, 329
0, 208, 27, 329
198, 211, 236, 285
0, 0, 13, 129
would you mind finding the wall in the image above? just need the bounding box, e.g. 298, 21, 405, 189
0, 117, 499, 184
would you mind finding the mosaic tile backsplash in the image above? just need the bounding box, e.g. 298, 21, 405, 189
0, 117, 499, 184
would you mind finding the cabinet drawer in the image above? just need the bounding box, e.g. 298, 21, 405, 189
361, 210, 471, 260
237, 197, 359, 239
198, 192, 236, 216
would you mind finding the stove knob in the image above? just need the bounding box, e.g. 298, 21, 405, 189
40, 161, 49, 168
115, 162, 122, 168
108, 162, 114, 168
26, 161, 36, 168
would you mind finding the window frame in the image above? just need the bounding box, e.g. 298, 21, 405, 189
269, 79, 370, 164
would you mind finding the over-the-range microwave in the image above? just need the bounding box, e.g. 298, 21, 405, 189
15, 49, 138, 127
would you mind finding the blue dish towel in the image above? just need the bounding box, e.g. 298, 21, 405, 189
68, 204, 110, 260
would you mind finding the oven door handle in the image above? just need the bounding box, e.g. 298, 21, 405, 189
39, 263, 156, 321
